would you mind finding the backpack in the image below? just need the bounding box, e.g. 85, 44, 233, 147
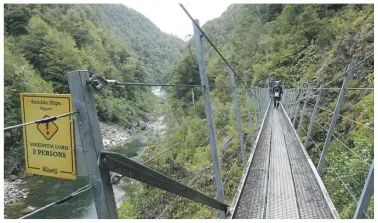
273, 86, 280, 97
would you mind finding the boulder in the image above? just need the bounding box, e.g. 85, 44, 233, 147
139, 120, 147, 130
131, 118, 139, 127
103, 139, 112, 147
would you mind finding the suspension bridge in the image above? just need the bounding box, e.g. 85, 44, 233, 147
4, 4, 374, 220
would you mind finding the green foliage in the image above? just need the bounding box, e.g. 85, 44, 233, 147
4, 5, 31, 35
5, 3, 373, 219
136, 3, 373, 219
4, 4, 180, 177
4, 37, 53, 176
92, 4, 185, 83
118, 202, 139, 219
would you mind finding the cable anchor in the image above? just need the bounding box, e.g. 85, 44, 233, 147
87, 74, 117, 90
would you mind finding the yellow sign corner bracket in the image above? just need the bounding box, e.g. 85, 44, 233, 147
20, 93, 77, 180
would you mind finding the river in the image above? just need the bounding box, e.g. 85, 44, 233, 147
4, 87, 167, 219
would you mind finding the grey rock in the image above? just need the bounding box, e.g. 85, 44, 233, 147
10, 175, 17, 181
139, 120, 147, 130
131, 118, 139, 127
27, 206, 35, 211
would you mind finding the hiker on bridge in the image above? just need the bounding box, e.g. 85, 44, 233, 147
271, 81, 283, 109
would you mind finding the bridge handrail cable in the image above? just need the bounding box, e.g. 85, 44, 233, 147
19, 184, 94, 219
157, 125, 251, 219
302, 114, 371, 167
306, 101, 374, 131
296, 121, 370, 219
309, 135, 370, 219
308, 52, 374, 96
4, 111, 79, 131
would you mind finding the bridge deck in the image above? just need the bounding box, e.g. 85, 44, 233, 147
231, 103, 338, 219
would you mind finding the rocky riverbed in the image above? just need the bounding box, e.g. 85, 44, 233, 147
4, 179, 30, 205
4, 87, 166, 218
4, 119, 148, 206
100, 122, 132, 148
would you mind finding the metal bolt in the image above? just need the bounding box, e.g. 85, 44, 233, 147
79, 122, 82, 126
84, 149, 87, 152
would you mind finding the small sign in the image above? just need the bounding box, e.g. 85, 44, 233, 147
20, 93, 76, 180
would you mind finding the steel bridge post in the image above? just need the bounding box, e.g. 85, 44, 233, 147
245, 88, 255, 149
265, 81, 269, 112
264, 88, 269, 112
284, 89, 289, 114
193, 20, 226, 219
354, 160, 374, 219
285, 89, 293, 117
297, 85, 311, 135
290, 88, 296, 120
290, 89, 295, 116
259, 88, 263, 122
229, 68, 247, 170
289, 89, 296, 118
260, 88, 264, 115
317, 63, 353, 175
254, 88, 262, 126
292, 82, 304, 126
68, 71, 118, 219
252, 88, 259, 132
304, 87, 323, 150
289, 89, 296, 120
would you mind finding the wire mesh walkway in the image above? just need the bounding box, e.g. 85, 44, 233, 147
231, 103, 339, 219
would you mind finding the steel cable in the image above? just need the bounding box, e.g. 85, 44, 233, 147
19, 184, 94, 219
157, 128, 251, 219
4, 111, 79, 131
305, 115, 370, 166
307, 101, 374, 131
179, 3, 261, 103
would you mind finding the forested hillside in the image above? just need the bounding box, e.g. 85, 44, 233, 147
4, 4, 183, 177
120, 4, 374, 219
94, 5, 185, 83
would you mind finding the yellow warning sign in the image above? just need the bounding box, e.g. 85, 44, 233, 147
20, 93, 76, 180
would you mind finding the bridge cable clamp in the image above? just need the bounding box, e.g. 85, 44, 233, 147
87, 74, 118, 90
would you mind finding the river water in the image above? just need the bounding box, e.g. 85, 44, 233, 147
4, 87, 167, 219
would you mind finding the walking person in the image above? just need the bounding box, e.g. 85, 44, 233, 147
272, 81, 283, 109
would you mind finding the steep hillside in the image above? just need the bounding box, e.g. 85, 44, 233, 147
4, 4, 181, 177
93, 4, 185, 83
